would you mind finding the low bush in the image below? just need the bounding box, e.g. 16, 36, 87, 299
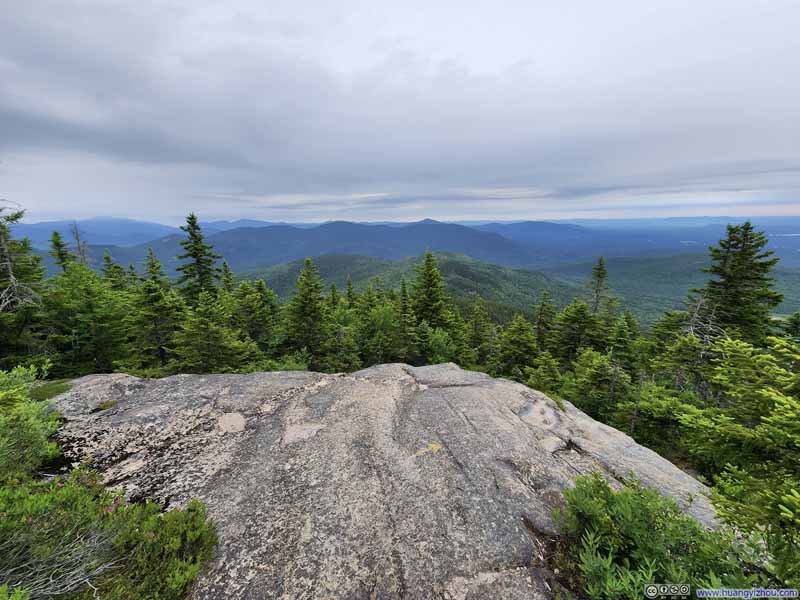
554, 474, 760, 599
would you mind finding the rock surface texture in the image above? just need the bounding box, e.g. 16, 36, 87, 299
53, 363, 714, 600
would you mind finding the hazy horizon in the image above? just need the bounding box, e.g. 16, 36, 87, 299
2, 1, 799, 222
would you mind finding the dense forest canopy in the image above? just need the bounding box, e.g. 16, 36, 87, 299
1, 205, 799, 597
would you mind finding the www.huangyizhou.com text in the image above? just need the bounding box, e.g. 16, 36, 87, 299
695, 589, 799, 598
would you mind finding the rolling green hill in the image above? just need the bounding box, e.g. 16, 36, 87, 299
242, 253, 581, 322
545, 253, 800, 323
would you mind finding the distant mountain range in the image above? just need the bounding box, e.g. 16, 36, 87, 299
17, 215, 800, 324
11, 217, 180, 247
20, 216, 800, 269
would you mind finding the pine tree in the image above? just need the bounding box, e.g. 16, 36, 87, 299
525, 351, 562, 395
694, 221, 782, 343
783, 312, 800, 341
284, 258, 327, 366
412, 251, 450, 330
48, 231, 74, 272
220, 261, 235, 293
229, 279, 279, 354
588, 256, 610, 314
171, 290, 260, 373
176, 213, 221, 305
488, 314, 538, 381
345, 276, 357, 307
551, 299, 600, 367
560, 348, 633, 420
397, 279, 419, 363
319, 303, 361, 372
328, 283, 340, 310
101, 251, 128, 291
608, 314, 636, 374
125, 248, 185, 369
467, 296, 492, 365
532, 290, 557, 349
42, 263, 127, 375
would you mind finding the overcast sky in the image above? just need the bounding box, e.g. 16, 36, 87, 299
2, 1, 799, 224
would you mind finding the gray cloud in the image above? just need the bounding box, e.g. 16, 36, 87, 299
1, 0, 799, 222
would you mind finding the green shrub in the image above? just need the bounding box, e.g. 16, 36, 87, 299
555, 474, 757, 599
0, 366, 60, 482
0, 473, 216, 600
0, 586, 29, 600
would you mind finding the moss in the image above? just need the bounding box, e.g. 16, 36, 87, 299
29, 379, 71, 402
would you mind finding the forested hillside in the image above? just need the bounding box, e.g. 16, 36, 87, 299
547, 253, 800, 322
2, 206, 799, 596
243, 252, 578, 322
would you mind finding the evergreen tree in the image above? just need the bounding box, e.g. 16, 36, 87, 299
171, 290, 259, 373
101, 251, 128, 291
551, 299, 600, 367
0, 208, 45, 367
319, 303, 361, 372
608, 314, 636, 374
588, 256, 610, 314
783, 312, 800, 342
345, 276, 357, 307
284, 258, 327, 366
229, 279, 279, 354
48, 231, 74, 272
560, 348, 633, 420
397, 279, 419, 364
0, 207, 43, 313
328, 283, 340, 310
42, 263, 127, 375
358, 303, 400, 365
532, 290, 557, 349
220, 261, 235, 293
488, 314, 538, 381
446, 309, 475, 366
124, 248, 185, 369
126, 263, 141, 285
176, 213, 221, 305
467, 296, 493, 365
525, 351, 562, 395
694, 221, 782, 343
412, 252, 450, 330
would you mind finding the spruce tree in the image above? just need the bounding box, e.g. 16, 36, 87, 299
488, 314, 538, 381
588, 256, 610, 314
525, 351, 562, 394
345, 276, 357, 307
0, 207, 45, 366
551, 299, 599, 367
125, 248, 185, 369
783, 312, 800, 341
220, 261, 235, 293
231, 279, 278, 353
284, 258, 327, 365
101, 251, 128, 291
412, 251, 450, 330
397, 279, 419, 363
319, 303, 362, 372
694, 222, 782, 343
42, 263, 127, 375
48, 231, 74, 272
328, 283, 340, 310
171, 290, 259, 373
176, 213, 221, 305
467, 296, 492, 365
532, 290, 556, 349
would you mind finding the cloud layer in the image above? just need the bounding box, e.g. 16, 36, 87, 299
2, 0, 799, 222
